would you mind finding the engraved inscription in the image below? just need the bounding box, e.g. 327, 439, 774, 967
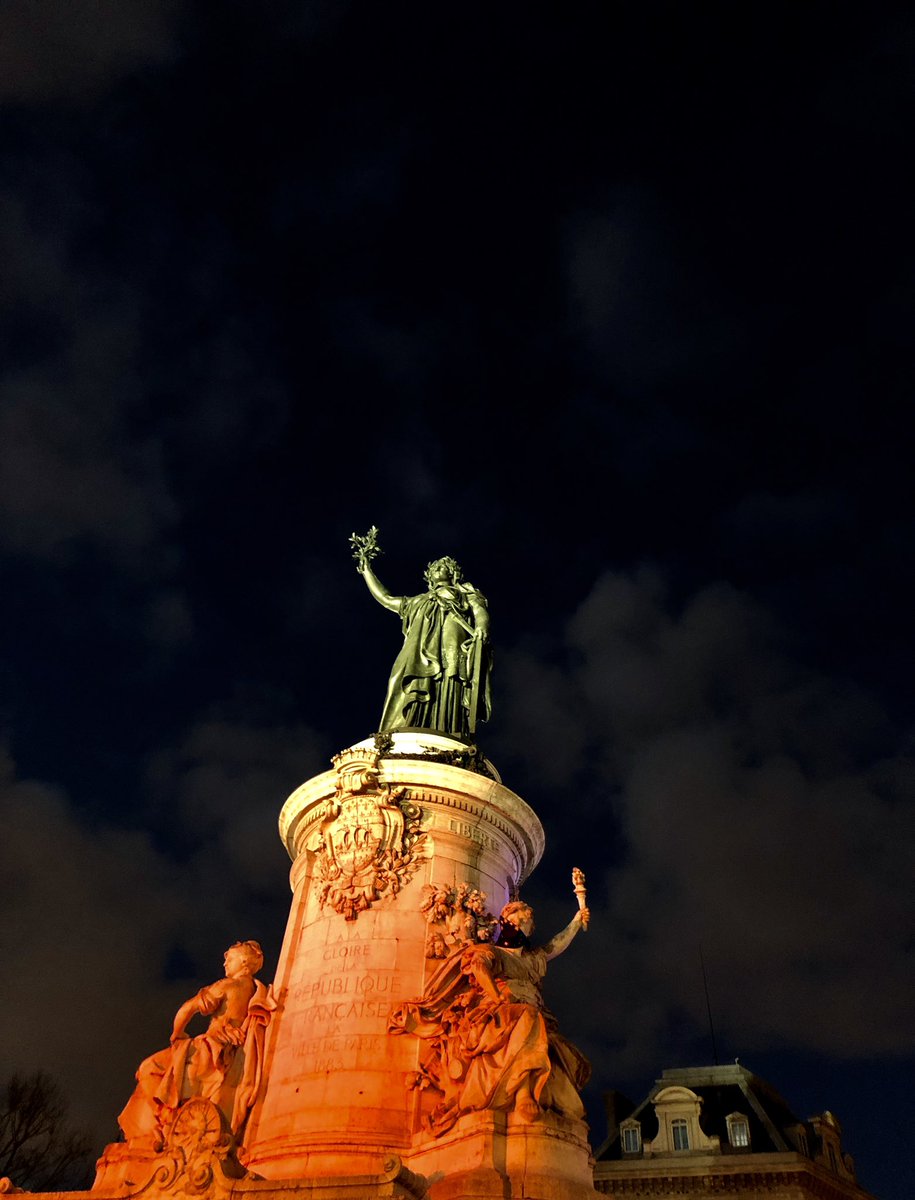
283, 924, 400, 1074
448, 819, 501, 851
289, 972, 400, 1005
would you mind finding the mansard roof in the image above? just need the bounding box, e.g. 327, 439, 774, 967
596, 1062, 802, 1160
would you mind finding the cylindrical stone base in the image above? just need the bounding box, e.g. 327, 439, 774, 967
243, 733, 544, 1179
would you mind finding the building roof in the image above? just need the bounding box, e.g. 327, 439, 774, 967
596, 1063, 804, 1160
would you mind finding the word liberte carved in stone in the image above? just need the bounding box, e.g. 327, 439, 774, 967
315, 747, 426, 921
350, 526, 492, 738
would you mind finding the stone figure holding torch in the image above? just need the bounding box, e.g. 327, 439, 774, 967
572, 867, 588, 930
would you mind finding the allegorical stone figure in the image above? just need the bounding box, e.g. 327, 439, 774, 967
118, 941, 273, 1147
388, 900, 590, 1135
351, 527, 491, 737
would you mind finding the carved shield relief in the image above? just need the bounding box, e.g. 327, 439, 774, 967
316, 749, 424, 920
324, 793, 405, 880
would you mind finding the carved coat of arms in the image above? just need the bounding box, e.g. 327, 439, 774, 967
315, 749, 425, 920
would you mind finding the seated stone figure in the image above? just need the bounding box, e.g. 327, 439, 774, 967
118, 941, 273, 1148
389, 900, 590, 1135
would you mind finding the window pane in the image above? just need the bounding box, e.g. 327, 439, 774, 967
730, 1120, 749, 1147
672, 1119, 690, 1150
622, 1128, 641, 1153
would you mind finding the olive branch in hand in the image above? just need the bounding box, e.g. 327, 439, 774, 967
350, 525, 382, 570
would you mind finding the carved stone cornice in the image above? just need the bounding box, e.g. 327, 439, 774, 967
594, 1156, 875, 1200
279, 737, 544, 889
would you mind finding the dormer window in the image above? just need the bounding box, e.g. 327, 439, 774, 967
726, 1113, 750, 1149
621, 1121, 642, 1155
671, 1118, 690, 1151
809, 1112, 850, 1179
643, 1086, 719, 1156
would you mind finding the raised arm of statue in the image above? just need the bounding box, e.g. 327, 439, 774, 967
541, 908, 590, 962
359, 561, 401, 614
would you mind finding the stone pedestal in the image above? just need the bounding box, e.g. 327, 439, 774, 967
243, 733, 546, 1181
85, 732, 598, 1200
407, 1111, 596, 1200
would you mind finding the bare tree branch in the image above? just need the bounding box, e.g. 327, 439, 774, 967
0, 1073, 94, 1191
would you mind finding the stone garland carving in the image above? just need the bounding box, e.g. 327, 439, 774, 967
420, 881, 497, 957
315, 748, 426, 921
389, 898, 591, 1136
116, 941, 275, 1154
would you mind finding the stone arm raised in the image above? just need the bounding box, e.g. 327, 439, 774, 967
358, 562, 402, 614
541, 909, 590, 963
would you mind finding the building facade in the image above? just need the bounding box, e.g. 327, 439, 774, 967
594, 1063, 874, 1200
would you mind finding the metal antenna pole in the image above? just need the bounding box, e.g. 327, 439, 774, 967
699, 942, 719, 1066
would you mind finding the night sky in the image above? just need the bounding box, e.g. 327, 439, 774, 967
1, 5, 913, 1198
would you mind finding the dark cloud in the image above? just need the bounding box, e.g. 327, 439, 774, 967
497, 569, 914, 1074
0, 716, 323, 1142
1, 7, 913, 1197
0, 1, 179, 102
145, 716, 324, 874
0, 747, 186, 1134
144, 590, 194, 648
0, 188, 177, 561
563, 192, 755, 393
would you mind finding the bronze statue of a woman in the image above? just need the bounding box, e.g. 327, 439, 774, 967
351, 528, 491, 738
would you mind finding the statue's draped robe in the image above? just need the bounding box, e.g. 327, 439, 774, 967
118, 979, 273, 1144
380, 582, 491, 735
390, 944, 589, 1135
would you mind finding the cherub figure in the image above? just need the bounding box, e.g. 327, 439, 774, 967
425, 929, 449, 959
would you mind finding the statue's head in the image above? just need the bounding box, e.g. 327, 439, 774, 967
224, 940, 264, 977
424, 556, 462, 586
497, 901, 534, 948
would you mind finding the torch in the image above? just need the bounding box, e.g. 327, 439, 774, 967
572, 867, 588, 930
